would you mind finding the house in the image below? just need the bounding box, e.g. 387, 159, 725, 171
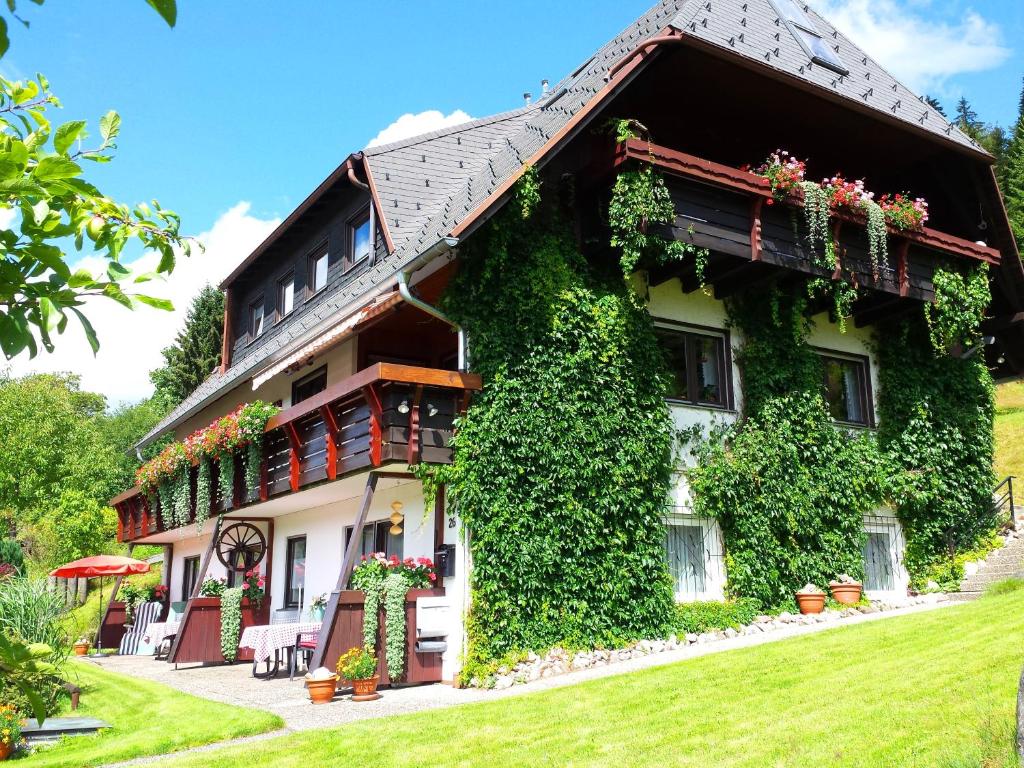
107, 0, 1024, 683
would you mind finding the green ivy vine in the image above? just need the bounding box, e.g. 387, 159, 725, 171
219, 586, 243, 663
172, 470, 190, 528
244, 441, 262, 500
359, 569, 384, 650
195, 457, 211, 533
800, 181, 857, 330
218, 455, 235, 510
924, 263, 990, 352
438, 170, 677, 681
382, 571, 411, 681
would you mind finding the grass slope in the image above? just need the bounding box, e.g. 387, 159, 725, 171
996, 381, 1023, 486
157, 590, 1024, 768
19, 660, 283, 768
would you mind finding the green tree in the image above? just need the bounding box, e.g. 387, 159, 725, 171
924, 95, 946, 118
1003, 79, 1024, 250
150, 285, 224, 409
0, 373, 118, 538
0, 1, 191, 359
31, 489, 117, 568
95, 397, 168, 491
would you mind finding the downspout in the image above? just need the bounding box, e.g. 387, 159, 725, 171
398, 236, 467, 371
348, 163, 378, 265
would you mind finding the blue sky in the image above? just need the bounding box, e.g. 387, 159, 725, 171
5, 0, 1023, 402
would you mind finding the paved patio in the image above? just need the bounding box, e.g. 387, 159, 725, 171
91, 598, 956, 737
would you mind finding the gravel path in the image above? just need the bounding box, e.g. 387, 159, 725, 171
95, 598, 956, 766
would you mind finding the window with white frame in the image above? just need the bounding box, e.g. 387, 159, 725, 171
664, 515, 725, 601
862, 514, 908, 597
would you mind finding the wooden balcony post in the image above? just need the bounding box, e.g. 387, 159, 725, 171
362, 384, 383, 467
750, 197, 764, 261
320, 405, 340, 480
407, 384, 423, 465
284, 423, 302, 492
896, 239, 910, 297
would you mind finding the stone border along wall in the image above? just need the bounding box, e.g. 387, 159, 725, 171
472, 594, 949, 690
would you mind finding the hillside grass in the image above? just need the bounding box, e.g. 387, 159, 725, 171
17, 660, 283, 768
996, 381, 1024, 486
154, 591, 1024, 768
59, 567, 163, 645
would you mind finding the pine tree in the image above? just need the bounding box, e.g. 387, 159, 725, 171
924, 95, 947, 118
1003, 79, 1024, 251
150, 285, 225, 410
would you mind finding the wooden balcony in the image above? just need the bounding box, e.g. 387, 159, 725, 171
112, 363, 482, 542
608, 139, 1002, 321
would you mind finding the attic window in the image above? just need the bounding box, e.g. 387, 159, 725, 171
769, 0, 849, 75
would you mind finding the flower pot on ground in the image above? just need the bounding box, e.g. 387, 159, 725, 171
337, 646, 381, 702
829, 575, 863, 605
73, 638, 90, 656
304, 668, 338, 705
795, 584, 826, 615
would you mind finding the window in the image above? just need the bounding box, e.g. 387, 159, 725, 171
349, 211, 372, 269
181, 556, 200, 599
291, 366, 327, 405
277, 272, 294, 318
820, 354, 870, 425
768, 0, 849, 74
666, 523, 707, 595
248, 298, 265, 339
308, 247, 328, 295
654, 325, 729, 408
344, 519, 404, 561
284, 536, 306, 608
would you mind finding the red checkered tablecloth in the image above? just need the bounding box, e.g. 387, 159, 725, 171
238, 622, 322, 664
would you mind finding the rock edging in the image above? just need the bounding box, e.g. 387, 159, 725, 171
473, 594, 948, 690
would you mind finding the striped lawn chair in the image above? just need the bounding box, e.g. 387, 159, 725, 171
119, 601, 163, 655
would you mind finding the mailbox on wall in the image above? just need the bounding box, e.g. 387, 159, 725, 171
435, 544, 455, 578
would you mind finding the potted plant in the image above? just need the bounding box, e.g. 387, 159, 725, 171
72, 636, 91, 656
828, 574, 863, 605
240, 568, 265, 607
199, 577, 227, 598
304, 666, 338, 705
795, 583, 826, 615
0, 703, 22, 760
337, 646, 380, 702
309, 593, 328, 621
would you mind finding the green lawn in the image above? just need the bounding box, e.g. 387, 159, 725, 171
153, 590, 1024, 768
18, 660, 283, 768
996, 381, 1024, 485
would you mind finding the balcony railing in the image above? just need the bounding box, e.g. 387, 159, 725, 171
112, 363, 482, 542
608, 138, 1001, 304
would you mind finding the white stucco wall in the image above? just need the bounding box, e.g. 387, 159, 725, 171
166, 520, 269, 603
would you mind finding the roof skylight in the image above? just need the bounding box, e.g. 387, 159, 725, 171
769, 0, 849, 75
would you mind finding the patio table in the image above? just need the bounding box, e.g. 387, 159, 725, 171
143, 620, 180, 645
239, 621, 321, 678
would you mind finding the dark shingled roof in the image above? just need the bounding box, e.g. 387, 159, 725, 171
138, 0, 985, 447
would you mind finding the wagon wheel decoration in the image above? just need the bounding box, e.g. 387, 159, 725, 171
216, 522, 267, 573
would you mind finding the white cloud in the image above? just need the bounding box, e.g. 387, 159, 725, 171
7, 202, 280, 406
367, 109, 473, 148
810, 0, 1011, 94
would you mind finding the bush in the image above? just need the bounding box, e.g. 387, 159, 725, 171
0, 539, 24, 575
674, 599, 761, 634
0, 661, 67, 719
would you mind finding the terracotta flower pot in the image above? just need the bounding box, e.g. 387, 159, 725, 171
795, 592, 826, 615
306, 676, 338, 705
829, 582, 863, 605
73, 642, 90, 656
351, 675, 381, 702
0, 740, 13, 761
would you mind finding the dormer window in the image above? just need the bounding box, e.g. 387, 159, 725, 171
308, 246, 328, 295
769, 0, 849, 75
348, 211, 372, 270
249, 298, 265, 339
277, 272, 294, 318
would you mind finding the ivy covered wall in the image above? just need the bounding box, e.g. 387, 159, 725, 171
436, 177, 678, 674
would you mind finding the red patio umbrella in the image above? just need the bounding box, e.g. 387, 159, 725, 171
51, 555, 151, 655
